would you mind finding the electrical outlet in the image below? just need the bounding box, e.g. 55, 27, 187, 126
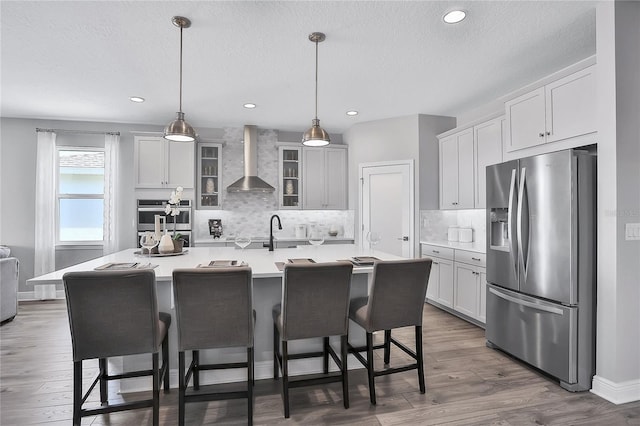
625, 223, 640, 241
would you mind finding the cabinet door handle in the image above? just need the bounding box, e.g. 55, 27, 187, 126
546, 131, 551, 136
433, 261, 439, 265
471, 257, 481, 261
539, 132, 545, 138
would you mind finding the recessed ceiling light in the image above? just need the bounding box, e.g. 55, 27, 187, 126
443, 10, 466, 24
346, 110, 359, 116
243, 103, 257, 109
129, 96, 145, 103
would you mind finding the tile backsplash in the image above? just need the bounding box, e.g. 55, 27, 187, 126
194, 209, 354, 241
192, 126, 354, 241
420, 209, 486, 247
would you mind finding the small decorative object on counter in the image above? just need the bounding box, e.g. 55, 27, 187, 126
458, 227, 473, 243
163, 186, 185, 252
208, 219, 223, 238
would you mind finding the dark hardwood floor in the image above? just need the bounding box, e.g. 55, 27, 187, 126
1, 301, 638, 425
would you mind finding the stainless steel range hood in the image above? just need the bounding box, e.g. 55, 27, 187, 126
227, 125, 275, 193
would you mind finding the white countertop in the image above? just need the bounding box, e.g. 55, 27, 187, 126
420, 240, 486, 254
27, 244, 400, 285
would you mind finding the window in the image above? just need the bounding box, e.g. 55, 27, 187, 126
56, 148, 105, 244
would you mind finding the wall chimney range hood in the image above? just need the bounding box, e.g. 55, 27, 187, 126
226, 125, 275, 193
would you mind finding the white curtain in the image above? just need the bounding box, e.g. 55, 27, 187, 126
103, 133, 119, 254
34, 130, 56, 279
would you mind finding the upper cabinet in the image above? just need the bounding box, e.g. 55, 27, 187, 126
505, 65, 596, 153
196, 142, 223, 209
278, 146, 301, 209
302, 146, 347, 210
474, 117, 504, 209
439, 128, 475, 209
134, 136, 194, 189
439, 116, 504, 210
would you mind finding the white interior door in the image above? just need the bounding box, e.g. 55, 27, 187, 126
360, 161, 414, 258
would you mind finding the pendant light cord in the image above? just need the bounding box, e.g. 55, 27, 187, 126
314, 38, 319, 121
179, 23, 183, 113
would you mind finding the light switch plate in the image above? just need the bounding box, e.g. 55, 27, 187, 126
625, 223, 640, 241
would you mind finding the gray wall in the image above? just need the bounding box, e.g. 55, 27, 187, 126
593, 0, 640, 396
343, 114, 455, 252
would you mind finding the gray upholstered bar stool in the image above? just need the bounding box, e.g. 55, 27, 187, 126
172, 267, 254, 426
272, 261, 353, 418
347, 258, 432, 405
63, 270, 171, 426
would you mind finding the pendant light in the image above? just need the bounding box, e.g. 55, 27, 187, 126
302, 32, 330, 147
164, 16, 196, 142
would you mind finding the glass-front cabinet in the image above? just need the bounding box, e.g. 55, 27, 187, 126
197, 142, 223, 209
278, 146, 301, 209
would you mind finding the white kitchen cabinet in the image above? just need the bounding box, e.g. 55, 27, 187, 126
439, 128, 474, 209
134, 136, 194, 189
421, 244, 454, 308
454, 263, 479, 318
505, 65, 596, 153
422, 243, 487, 325
423, 254, 454, 308
478, 268, 487, 323
302, 146, 347, 210
196, 142, 223, 209
474, 117, 504, 208
278, 146, 302, 209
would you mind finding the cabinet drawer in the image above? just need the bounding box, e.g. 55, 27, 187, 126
455, 250, 486, 267
421, 244, 454, 261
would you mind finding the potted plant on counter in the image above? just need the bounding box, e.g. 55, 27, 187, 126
159, 186, 185, 253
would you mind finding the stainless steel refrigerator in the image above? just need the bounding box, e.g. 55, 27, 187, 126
485, 148, 596, 391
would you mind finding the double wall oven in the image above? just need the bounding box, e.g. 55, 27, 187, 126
137, 199, 192, 247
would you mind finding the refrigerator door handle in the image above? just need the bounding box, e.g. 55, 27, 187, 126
489, 287, 564, 315
507, 168, 518, 279
517, 167, 528, 277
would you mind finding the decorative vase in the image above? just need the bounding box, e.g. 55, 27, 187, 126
285, 180, 294, 195
206, 178, 215, 194
158, 233, 174, 254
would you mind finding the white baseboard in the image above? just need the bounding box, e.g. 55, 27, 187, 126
18, 290, 65, 301
591, 375, 640, 404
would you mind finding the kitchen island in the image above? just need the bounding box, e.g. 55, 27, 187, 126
28, 244, 403, 390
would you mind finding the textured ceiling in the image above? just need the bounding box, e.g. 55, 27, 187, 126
1, 1, 597, 134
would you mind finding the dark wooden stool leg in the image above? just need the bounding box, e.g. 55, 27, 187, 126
366, 332, 376, 405
323, 336, 330, 374
282, 340, 290, 418
273, 323, 280, 379
248, 347, 254, 426
416, 325, 426, 394
73, 361, 82, 426
162, 334, 170, 393
98, 358, 108, 404
152, 353, 159, 426
193, 350, 200, 391
384, 330, 391, 364
341, 334, 349, 409
179, 351, 186, 426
